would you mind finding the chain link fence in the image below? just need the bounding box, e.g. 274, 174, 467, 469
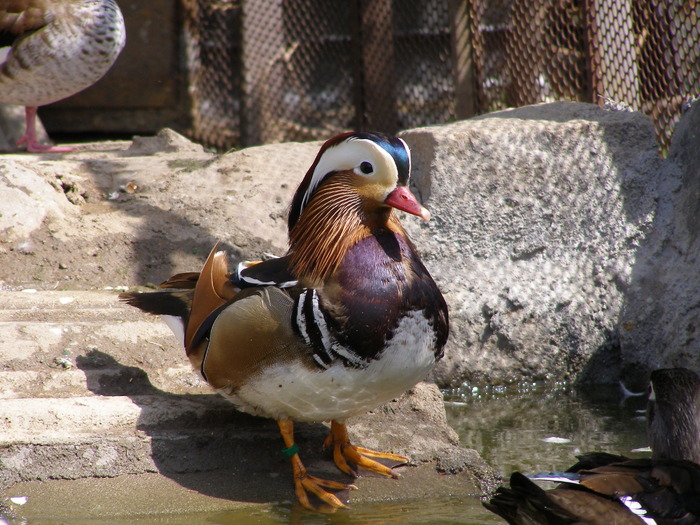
182, 0, 699, 153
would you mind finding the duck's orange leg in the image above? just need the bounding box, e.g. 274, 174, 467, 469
277, 418, 356, 512
324, 420, 408, 478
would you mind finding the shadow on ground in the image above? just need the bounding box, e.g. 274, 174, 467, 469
75, 350, 352, 507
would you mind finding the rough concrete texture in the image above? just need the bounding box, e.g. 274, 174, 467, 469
400, 102, 669, 385
617, 100, 700, 375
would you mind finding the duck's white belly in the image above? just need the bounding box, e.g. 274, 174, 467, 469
218, 310, 437, 422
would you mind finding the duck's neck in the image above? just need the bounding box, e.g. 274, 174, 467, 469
288, 177, 405, 285
649, 399, 700, 463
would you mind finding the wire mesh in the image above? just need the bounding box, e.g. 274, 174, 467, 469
394, 0, 455, 130
631, 2, 700, 149
469, 0, 589, 110
183, 0, 241, 151
182, 0, 700, 153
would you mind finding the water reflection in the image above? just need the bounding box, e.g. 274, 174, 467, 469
444, 381, 649, 477
62, 497, 503, 525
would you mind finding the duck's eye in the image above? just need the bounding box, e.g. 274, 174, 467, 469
359, 161, 373, 174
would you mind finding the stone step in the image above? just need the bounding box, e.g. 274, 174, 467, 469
0, 393, 309, 494
0, 289, 495, 518
0, 366, 201, 399
0, 290, 208, 398
0, 394, 238, 438
0, 289, 143, 321
0, 290, 173, 356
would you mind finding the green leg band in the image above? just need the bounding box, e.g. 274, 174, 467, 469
282, 443, 299, 458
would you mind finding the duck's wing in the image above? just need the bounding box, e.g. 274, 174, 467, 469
0, 1, 53, 38
232, 255, 298, 289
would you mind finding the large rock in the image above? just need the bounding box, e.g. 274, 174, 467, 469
618, 100, 700, 376
401, 102, 666, 384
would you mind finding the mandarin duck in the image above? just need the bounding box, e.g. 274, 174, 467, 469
0, 0, 125, 152
484, 368, 700, 524
120, 131, 449, 511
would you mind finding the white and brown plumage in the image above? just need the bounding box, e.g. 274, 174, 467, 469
0, 0, 125, 152
484, 368, 700, 524
121, 132, 449, 511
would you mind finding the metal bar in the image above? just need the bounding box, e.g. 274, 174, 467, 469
585, 0, 639, 109
449, 0, 476, 118
358, 0, 397, 133
350, 0, 364, 131
241, 0, 285, 146
583, 0, 601, 104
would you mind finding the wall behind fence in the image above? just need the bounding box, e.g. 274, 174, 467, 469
182, 0, 700, 153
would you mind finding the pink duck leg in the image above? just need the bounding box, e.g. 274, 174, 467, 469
17, 107, 75, 153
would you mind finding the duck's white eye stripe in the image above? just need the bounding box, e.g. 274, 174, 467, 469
300, 138, 398, 214
399, 137, 411, 177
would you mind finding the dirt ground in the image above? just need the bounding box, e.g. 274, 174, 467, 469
0, 131, 297, 292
